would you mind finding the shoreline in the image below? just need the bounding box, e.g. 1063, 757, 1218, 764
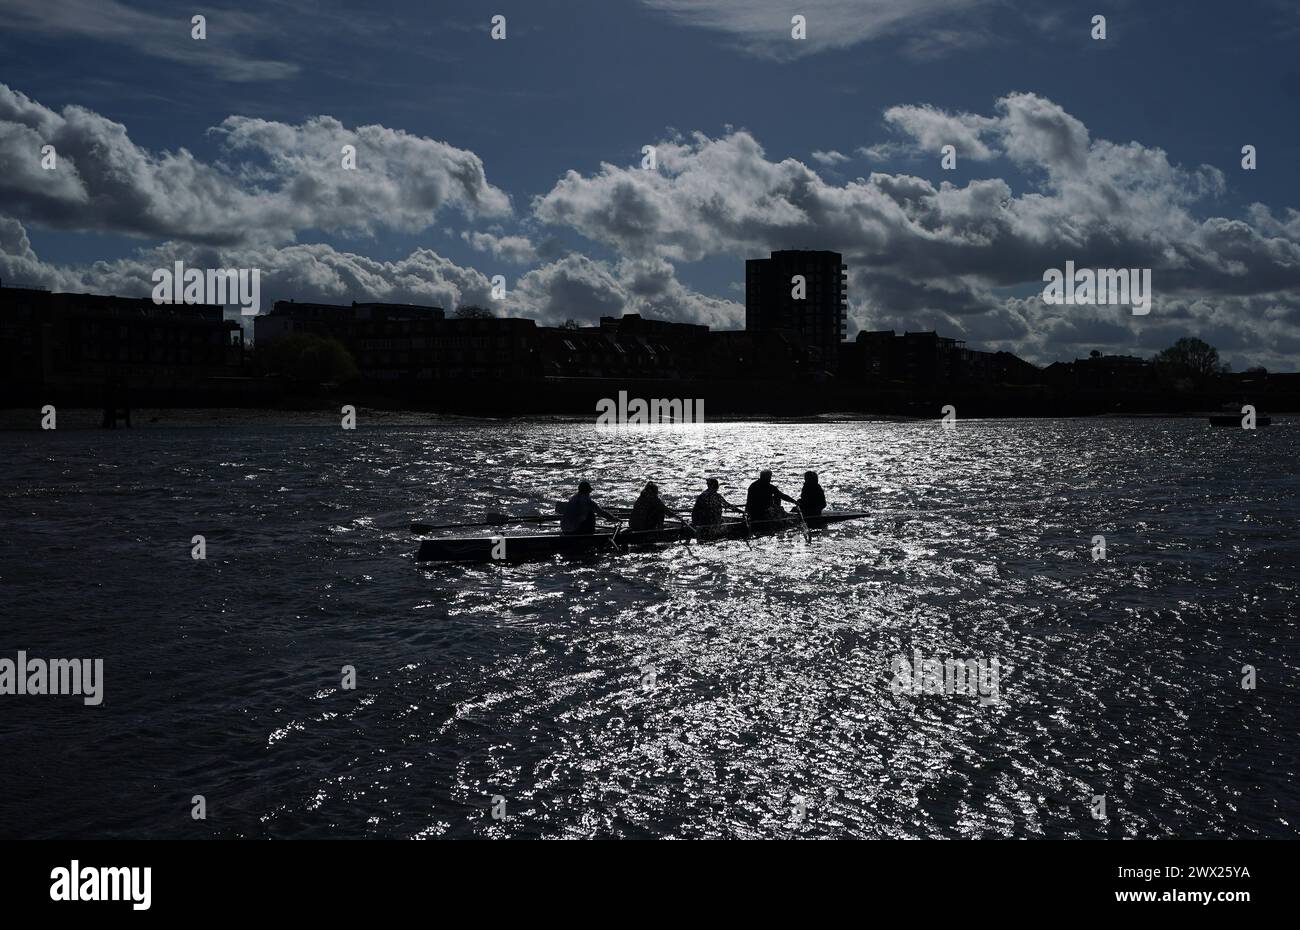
1, 407, 1279, 430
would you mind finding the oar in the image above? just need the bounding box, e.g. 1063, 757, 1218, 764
713, 498, 753, 549
792, 504, 812, 545
736, 510, 754, 549
664, 506, 697, 536
409, 512, 557, 533
607, 521, 625, 553
655, 506, 706, 562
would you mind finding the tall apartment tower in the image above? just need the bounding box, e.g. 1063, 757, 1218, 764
745, 250, 847, 371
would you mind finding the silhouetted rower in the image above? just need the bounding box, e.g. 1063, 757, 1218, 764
798, 471, 827, 516
746, 470, 796, 520
692, 477, 743, 527
629, 482, 669, 531
560, 480, 615, 535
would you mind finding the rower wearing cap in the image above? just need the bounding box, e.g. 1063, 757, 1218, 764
560, 480, 615, 535
746, 470, 797, 520
692, 478, 744, 528
797, 471, 827, 517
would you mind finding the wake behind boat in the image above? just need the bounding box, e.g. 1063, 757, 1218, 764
415, 511, 870, 563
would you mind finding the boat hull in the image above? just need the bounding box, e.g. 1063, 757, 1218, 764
416, 512, 870, 563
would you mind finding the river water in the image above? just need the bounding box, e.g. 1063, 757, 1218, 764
1, 417, 1296, 838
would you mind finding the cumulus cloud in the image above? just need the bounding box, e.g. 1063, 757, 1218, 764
638, 0, 996, 59
967, 291, 1300, 372
996, 92, 1090, 175
532, 91, 1300, 366
0, 83, 511, 247
6, 84, 1300, 369
460, 230, 538, 264
510, 254, 742, 327
533, 93, 1297, 292
880, 104, 999, 160
0, 216, 497, 310
510, 254, 625, 323
533, 130, 815, 262
610, 256, 744, 328
0, 216, 739, 331
1247, 204, 1300, 239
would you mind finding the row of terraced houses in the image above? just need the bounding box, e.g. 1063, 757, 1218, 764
3, 251, 1289, 414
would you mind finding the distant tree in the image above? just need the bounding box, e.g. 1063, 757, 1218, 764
1089, 349, 1102, 358
454, 304, 495, 319
561, 319, 580, 330
1245, 365, 1268, 375
1152, 337, 1227, 384
257, 333, 358, 385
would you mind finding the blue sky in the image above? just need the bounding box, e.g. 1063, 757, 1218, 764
2, 0, 1299, 368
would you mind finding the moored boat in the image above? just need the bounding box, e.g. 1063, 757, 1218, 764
416, 511, 870, 563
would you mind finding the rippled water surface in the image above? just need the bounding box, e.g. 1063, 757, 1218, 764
1, 418, 1297, 838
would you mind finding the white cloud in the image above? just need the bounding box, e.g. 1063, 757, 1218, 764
0, 219, 495, 310
531, 92, 1300, 365
6, 85, 1300, 368
533, 93, 1284, 298
1247, 204, 1300, 239
0, 83, 511, 246
880, 104, 999, 160
460, 231, 538, 264
0, 217, 740, 331
811, 149, 850, 166
510, 254, 743, 327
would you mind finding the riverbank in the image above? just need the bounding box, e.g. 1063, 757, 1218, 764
2, 406, 1283, 430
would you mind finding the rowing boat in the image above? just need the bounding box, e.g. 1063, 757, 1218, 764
415, 511, 871, 563
416, 511, 870, 563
